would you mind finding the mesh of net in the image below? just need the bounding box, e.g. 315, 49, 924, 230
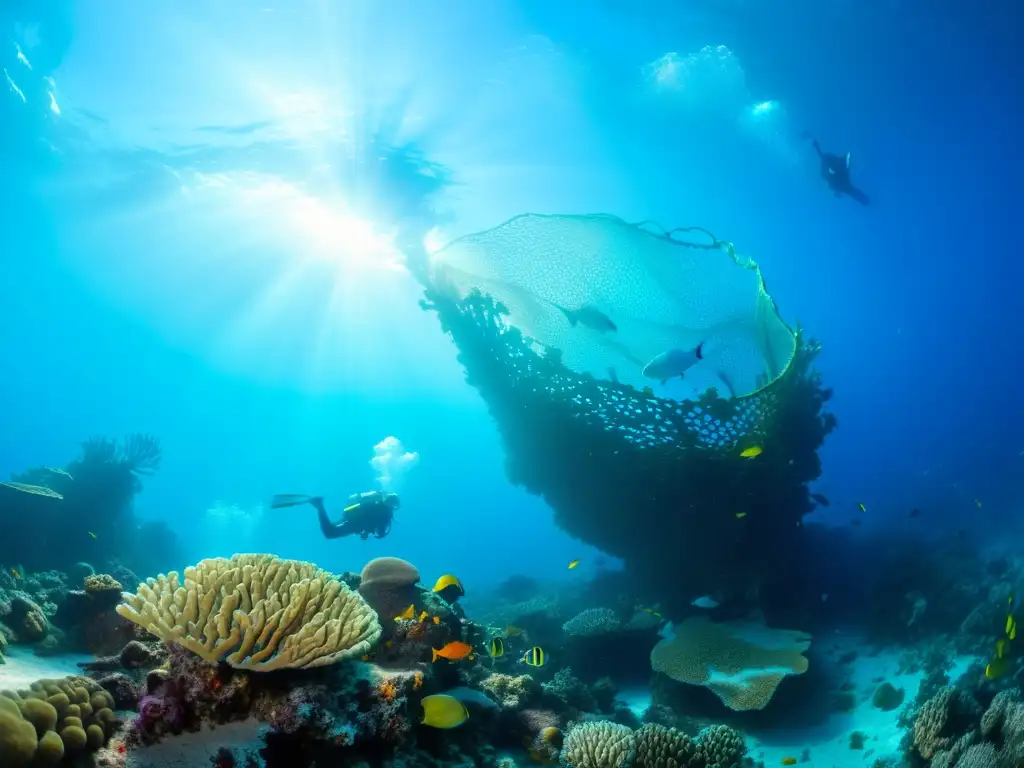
425, 213, 805, 449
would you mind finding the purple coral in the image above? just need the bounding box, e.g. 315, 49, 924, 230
135, 685, 185, 743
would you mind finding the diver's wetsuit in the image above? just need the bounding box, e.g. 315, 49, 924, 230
312, 492, 397, 540
812, 139, 870, 206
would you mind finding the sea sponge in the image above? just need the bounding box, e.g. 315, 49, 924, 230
694, 724, 746, 767
872, 681, 905, 711
84, 573, 123, 597
635, 723, 697, 768
650, 615, 811, 711
912, 687, 981, 760
116, 554, 382, 671
561, 721, 635, 768
480, 673, 539, 709
563, 608, 622, 637
358, 557, 420, 591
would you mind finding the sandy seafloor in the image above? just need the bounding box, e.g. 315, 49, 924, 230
0, 635, 981, 768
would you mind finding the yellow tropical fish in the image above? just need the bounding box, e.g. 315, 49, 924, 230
418, 611, 429, 622
432, 616, 440, 625
87, 531, 98, 539
739, 446, 762, 458
394, 604, 415, 622
997, 638, 1008, 659
432, 574, 465, 601
489, 637, 505, 658
420, 694, 469, 729
10, 568, 21, 580
856, 502, 867, 513
782, 758, 797, 767
523, 647, 546, 667
567, 559, 581, 570
987, 657, 1011, 679
735, 512, 747, 519
1006, 615, 1017, 640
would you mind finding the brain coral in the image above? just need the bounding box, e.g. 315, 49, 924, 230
650, 615, 811, 711
561, 721, 635, 768
0, 675, 117, 768
563, 608, 622, 637
116, 553, 381, 671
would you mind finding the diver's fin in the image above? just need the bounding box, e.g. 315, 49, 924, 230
847, 185, 871, 206
271, 494, 314, 509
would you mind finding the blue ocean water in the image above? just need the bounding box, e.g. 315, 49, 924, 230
3, 0, 1021, 591
2, 9, 1023, 765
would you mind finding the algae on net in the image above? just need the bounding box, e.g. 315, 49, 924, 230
428, 213, 796, 400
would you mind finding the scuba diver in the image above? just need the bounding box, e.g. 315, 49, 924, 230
271, 491, 400, 540
803, 132, 870, 206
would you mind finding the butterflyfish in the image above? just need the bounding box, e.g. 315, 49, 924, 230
432, 574, 465, 602
420, 694, 469, 729
739, 446, 762, 459
857, 502, 867, 513
986, 657, 1011, 679
394, 604, 415, 622
432, 641, 474, 662
523, 647, 546, 667
568, 559, 581, 570
489, 637, 505, 658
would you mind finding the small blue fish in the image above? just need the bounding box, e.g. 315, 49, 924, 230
691, 595, 719, 610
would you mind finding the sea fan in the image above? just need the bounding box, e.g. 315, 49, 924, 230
118, 433, 162, 475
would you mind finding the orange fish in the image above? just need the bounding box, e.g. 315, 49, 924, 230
432, 641, 474, 662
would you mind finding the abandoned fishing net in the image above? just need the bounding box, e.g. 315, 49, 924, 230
427, 213, 796, 400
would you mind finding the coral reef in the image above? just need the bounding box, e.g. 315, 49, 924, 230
420, 270, 835, 617
116, 554, 382, 670
650, 615, 811, 711
0, 675, 118, 767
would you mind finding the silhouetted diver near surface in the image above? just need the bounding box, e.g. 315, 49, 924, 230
804, 132, 870, 206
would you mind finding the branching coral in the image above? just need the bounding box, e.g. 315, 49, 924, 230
116, 554, 381, 671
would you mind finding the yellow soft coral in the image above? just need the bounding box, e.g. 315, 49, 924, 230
116, 554, 381, 671
650, 615, 810, 711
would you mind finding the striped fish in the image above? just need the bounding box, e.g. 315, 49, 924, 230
523, 647, 546, 667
